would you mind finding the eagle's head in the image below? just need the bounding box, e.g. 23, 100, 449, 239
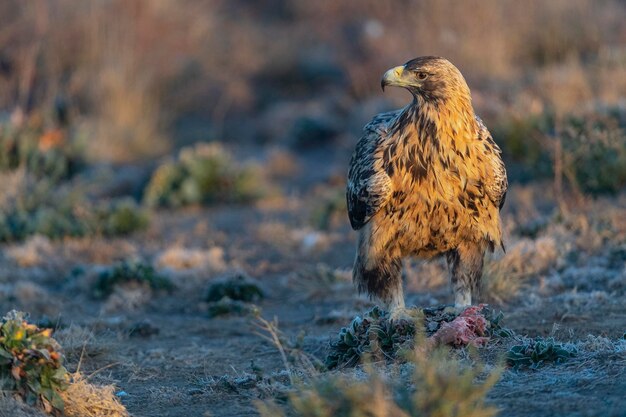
381, 56, 471, 105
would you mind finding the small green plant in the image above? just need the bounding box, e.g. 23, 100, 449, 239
507, 337, 577, 369
206, 272, 264, 303
326, 306, 416, 369
207, 297, 261, 319
482, 309, 516, 339
96, 198, 150, 236
143, 142, 268, 207
0, 311, 68, 415
93, 260, 173, 298
205, 273, 263, 319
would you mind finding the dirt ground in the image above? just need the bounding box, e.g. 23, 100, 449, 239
0, 155, 625, 417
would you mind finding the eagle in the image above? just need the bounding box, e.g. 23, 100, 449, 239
347, 56, 507, 319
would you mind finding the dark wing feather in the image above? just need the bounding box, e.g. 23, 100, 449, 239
346, 111, 399, 230
476, 116, 507, 210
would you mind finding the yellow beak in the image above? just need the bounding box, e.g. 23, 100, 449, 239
381, 66, 405, 91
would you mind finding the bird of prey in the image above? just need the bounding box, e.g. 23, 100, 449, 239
347, 56, 507, 319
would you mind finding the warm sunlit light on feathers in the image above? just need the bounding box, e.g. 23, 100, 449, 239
347, 56, 507, 316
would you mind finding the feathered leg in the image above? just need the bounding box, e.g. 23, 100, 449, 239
446, 241, 486, 307
353, 225, 404, 314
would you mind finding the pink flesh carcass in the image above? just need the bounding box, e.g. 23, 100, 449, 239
431, 304, 490, 347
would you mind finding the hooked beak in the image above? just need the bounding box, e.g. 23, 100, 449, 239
381, 65, 406, 91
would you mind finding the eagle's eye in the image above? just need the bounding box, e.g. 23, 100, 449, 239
417, 72, 428, 80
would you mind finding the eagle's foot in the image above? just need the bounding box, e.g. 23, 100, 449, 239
454, 289, 472, 309
388, 306, 420, 323
442, 305, 470, 316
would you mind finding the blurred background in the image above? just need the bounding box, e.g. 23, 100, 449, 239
0, 0, 625, 240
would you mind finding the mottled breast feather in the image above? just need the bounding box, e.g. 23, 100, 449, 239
346, 110, 400, 230
476, 115, 508, 211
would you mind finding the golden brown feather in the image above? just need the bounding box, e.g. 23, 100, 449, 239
347, 56, 507, 316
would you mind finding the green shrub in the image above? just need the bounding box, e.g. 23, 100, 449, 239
207, 297, 261, 319
96, 198, 150, 236
491, 113, 553, 183
0, 311, 68, 415
205, 273, 263, 319
143, 143, 268, 207
507, 337, 577, 369
493, 107, 626, 194
560, 111, 626, 195
0, 176, 148, 242
206, 272, 264, 303
0, 122, 83, 183
93, 260, 173, 299
0, 179, 83, 242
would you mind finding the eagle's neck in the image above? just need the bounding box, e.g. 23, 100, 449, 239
392, 95, 477, 153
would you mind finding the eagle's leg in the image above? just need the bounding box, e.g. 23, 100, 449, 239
353, 228, 405, 316
446, 242, 486, 308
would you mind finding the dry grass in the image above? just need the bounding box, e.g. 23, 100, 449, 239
258, 345, 501, 417
254, 316, 323, 381
405, 259, 449, 291
257, 371, 409, 417
265, 148, 300, 179
53, 325, 104, 364
298, 0, 625, 105
61, 373, 129, 417
483, 237, 559, 303
156, 246, 226, 271
2, 0, 625, 158
289, 263, 351, 301
4, 235, 53, 267
256, 222, 297, 250
0, 0, 275, 160
484, 195, 626, 304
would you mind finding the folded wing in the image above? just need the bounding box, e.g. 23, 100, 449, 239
476, 116, 508, 211
346, 111, 399, 230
